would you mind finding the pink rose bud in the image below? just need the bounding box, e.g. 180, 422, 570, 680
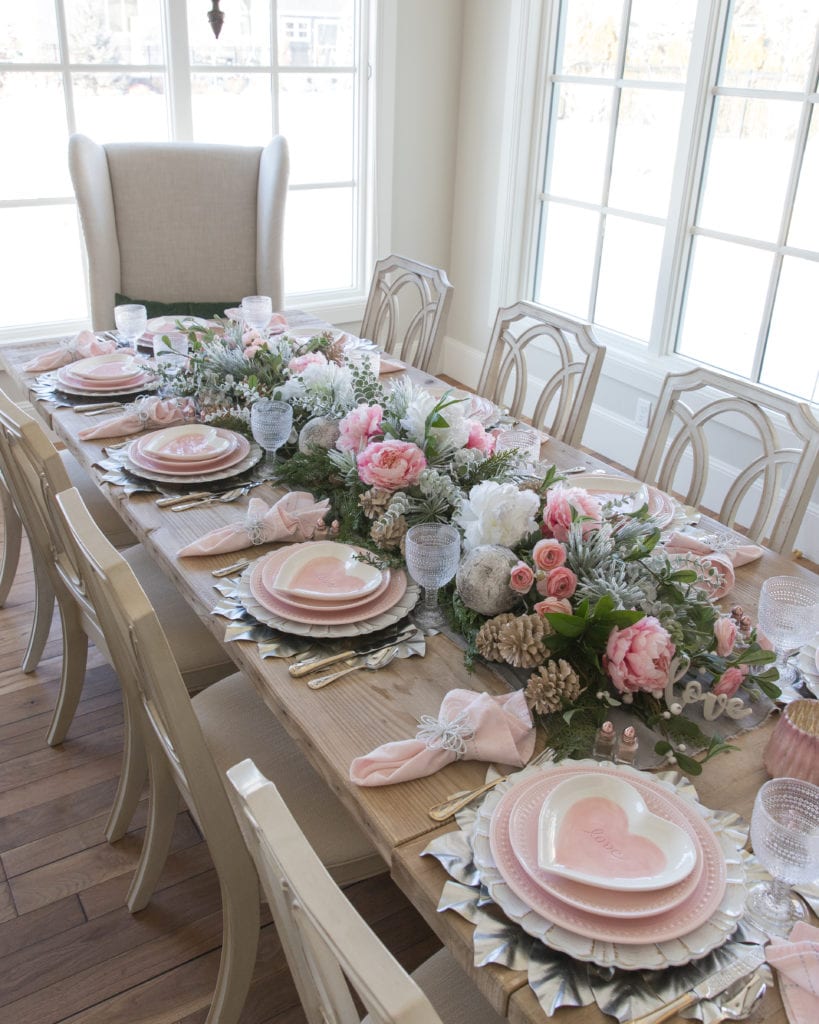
534, 597, 572, 616
714, 616, 737, 657
712, 666, 744, 698
532, 538, 567, 572
545, 566, 578, 599
509, 561, 535, 594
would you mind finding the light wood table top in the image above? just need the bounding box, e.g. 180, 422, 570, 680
2, 330, 815, 1024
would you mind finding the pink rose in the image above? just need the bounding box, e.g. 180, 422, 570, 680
603, 617, 676, 697
713, 666, 744, 698
534, 597, 572, 616
544, 566, 577, 599
509, 562, 535, 594
244, 343, 262, 358
288, 351, 327, 374
465, 419, 495, 455
337, 404, 384, 453
532, 538, 567, 571
242, 329, 265, 348
542, 486, 602, 542
714, 616, 737, 657
357, 439, 427, 491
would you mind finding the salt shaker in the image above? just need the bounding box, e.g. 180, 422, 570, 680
593, 720, 617, 760
618, 725, 639, 764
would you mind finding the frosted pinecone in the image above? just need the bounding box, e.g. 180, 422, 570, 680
359, 487, 392, 520
475, 613, 518, 662
370, 513, 407, 550
497, 613, 550, 669
525, 659, 581, 714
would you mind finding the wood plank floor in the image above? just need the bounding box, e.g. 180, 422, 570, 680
0, 528, 440, 1023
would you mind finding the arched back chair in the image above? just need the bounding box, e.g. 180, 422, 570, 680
359, 255, 453, 372
476, 301, 606, 448
53, 487, 384, 1024
227, 758, 506, 1024
634, 366, 819, 555
69, 134, 289, 329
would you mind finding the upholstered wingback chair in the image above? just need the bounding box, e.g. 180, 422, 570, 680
69, 134, 289, 330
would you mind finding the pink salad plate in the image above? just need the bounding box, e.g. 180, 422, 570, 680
569, 474, 676, 528
488, 765, 725, 945
272, 541, 383, 602
261, 550, 392, 612
141, 424, 235, 462
129, 430, 249, 476
507, 773, 703, 918
68, 353, 147, 384
145, 316, 210, 336
250, 546, 407, 625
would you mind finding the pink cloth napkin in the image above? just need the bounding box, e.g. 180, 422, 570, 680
178, 492, 330, 557
23, 331, 116, 373
767, 922, 819, 1024
379, 357, 405, 374
78, 397, 196, 440
350, 689, 536, 787
664, 531, 763, 599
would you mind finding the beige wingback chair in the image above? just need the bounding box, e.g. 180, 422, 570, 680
69, 134, 289, 330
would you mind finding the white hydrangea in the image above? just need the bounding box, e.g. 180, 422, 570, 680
454, 480, 540, 551
285, 361, 354, 416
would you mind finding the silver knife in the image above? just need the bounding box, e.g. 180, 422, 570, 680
288, 624, 417, 677
625, 947, 766, 1024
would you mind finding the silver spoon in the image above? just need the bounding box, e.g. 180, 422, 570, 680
171, 486, 246, 511
307, 644, 399, 689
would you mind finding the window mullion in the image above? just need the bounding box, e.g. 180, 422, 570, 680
54, 0, 77, 135
651, 0, 729, 357
164, 0, 193, 139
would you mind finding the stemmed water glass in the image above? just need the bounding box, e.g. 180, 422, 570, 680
114, 303, 147, 353
757, 576, 819, 687
242, 295, 273, 337
250, 399, 293, 471
404, 523, 461, 633
745, 777, 819, 937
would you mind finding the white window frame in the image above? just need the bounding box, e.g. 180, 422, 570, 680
503, 0, 819, 398
0, 0, 386, 344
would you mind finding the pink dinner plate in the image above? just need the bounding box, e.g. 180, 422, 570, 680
488, 765, 725, 944
249, 546, 407, 625
57, 365, 149, 392
261, 556, 392, 612
69, 354, 146, 384
129, 431, 249, 475
507, 773, 703, 918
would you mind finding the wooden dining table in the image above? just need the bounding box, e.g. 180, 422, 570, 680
2, 323, 815, 1024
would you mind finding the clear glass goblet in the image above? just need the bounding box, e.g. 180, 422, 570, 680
757, 576, 819, 687
745, 777, 819, 937
404, 523, 461, 633
114, 303, 148, 353
250, 399, 293, 471
241, 295, 273, 336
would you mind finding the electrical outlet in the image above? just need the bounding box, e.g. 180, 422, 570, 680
635, 398, 652, 428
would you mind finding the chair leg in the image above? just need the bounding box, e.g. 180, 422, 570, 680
127, 752, 178, 913
105, 691, 148, 843
0, 477, 21, 607
205, 873, 260, 1024
22, 556, 55, 674
46, 600, 88, 746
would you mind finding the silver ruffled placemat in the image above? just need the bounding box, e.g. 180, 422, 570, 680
422, 761, 776, 1022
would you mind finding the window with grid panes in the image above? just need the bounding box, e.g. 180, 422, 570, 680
0, 0, 369, 337
531, 0, 819, 402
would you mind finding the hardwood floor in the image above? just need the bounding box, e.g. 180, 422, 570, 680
0, 530, 440, 1023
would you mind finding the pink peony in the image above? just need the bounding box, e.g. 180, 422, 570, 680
714, 616, 737, 658
357, 439, 427, 491
242, 329, 265, 348
713, 666, 744, 698
544, 566, 577, 599
244, 343, 262, 358
337, 403, 384, 453
542, 486, 603, 542
509, 562, 535, 594
532, 538, 567, 572
603, 617, 676, 697
288, 351, 327, 374
534, 597, 572, 616
465, 419, 495, 455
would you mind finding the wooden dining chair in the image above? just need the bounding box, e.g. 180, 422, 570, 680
634, 366, 819, 555
0, 389, 234, 840
69, 133, 289, 330
54, 486, 385, 1024
227, 758, 506, 1024
360, 255, 453, 372
476, 301, 606, 448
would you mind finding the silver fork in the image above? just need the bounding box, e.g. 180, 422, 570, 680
427, 747, 555, 821
171, 486, 248, 511
307, 644, 400, 690
711, 970, 767, 1024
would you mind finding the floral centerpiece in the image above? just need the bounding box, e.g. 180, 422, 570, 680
446, 480, 779, 773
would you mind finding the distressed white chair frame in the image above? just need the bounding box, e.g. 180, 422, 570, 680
476, 301, 606, 448
360, 255, 453, 372
635, 366, 819, 555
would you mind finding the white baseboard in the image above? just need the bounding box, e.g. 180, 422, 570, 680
438, 335, 819, 561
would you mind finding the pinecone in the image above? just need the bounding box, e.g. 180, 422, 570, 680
475, 613, 518, 662
359, 487, 392, 520
525, 659, 581, 714
497, 613, 550, 669
370, 514, 407, 550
